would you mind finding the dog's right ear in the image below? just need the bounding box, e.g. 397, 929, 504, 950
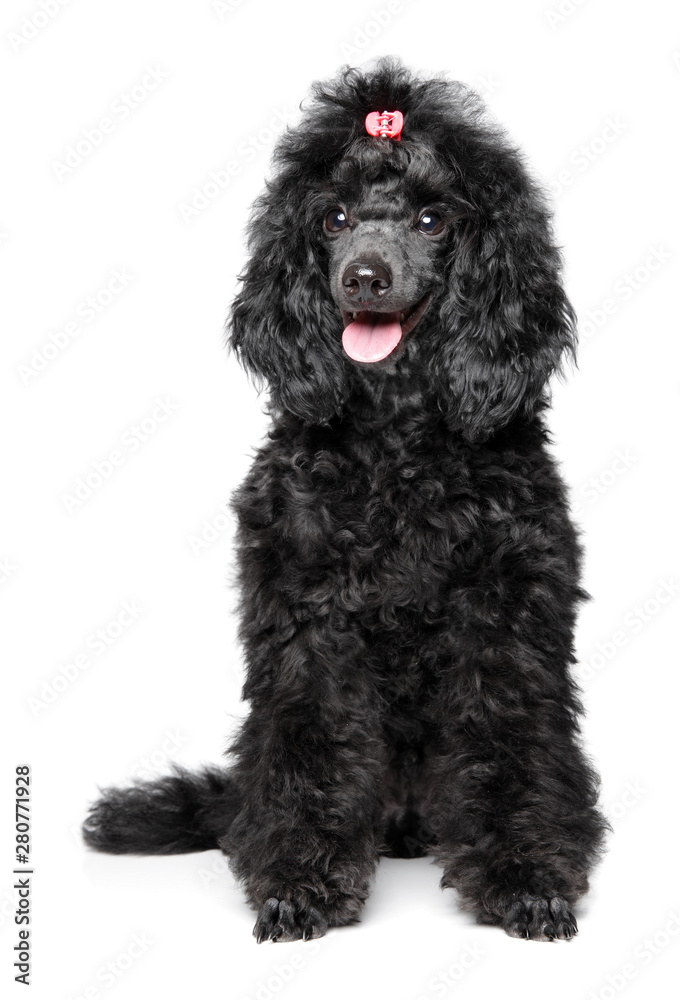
227, 183, 350, 425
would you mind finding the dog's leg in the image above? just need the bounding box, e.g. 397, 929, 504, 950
221, 440, 391, 941
219, 629, 385, 942
429, 630, 608, 940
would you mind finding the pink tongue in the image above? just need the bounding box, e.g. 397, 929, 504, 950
342, 311, 402, 362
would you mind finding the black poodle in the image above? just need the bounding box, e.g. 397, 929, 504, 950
83, 59, 607, 943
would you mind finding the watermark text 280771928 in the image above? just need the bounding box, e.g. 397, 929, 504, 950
14, 766, 32, 986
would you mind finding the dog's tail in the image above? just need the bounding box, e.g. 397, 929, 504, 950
82, 766, 239, 855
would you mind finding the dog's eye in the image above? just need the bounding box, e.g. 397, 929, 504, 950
417, 211, 445, 236
324, 209, 349, 233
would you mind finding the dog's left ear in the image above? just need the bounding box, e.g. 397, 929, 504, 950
431, 144, 576, 442
228, 181, 349, 425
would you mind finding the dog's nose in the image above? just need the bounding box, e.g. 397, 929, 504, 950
342, 261, 392, 302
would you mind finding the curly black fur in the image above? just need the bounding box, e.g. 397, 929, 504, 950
83, 58, 608, 943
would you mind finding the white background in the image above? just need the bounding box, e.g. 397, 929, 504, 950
2, 0, 680, 997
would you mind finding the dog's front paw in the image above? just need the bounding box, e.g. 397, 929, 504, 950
494, 894, 577, 941
253, 896, 329, 943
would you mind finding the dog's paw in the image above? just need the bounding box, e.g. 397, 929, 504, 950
495, 894, 578, 941
253, 897, 329, 943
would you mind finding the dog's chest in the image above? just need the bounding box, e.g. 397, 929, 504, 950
277, 430, 482, 624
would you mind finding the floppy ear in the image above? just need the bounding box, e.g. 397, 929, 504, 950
431, 144, 576, 442
227, 180, 350, 425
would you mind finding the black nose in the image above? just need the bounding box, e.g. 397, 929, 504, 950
342, 261, 392, 302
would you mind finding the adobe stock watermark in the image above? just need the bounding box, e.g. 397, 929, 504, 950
7, 0, 73, 53
61, 396, 179, 513
213, 0, 246, 16
17, 268, 134, 385
187, 499, 232, 555
475, 74, 502, 98
197, 851, 231, 889
27, 600, 144, 716
416, 942, 484, 999
571, 448, 638, 517
579, 246, 672, 344
129, 730, 190, 781
576, 578, 680, 684
177, 107, 297, 223
0, 557, 17, 586
51, 66, 168, 180
65, 933, 153, 1000
587, 909, 680, 1000
548, 116, 628, 197
545, 0, 592, 30
241, 940, 323, 1000
602, 779, 648, 827
339, 1, 403, 59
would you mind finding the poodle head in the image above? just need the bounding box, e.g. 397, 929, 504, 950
228, 58, 576, 440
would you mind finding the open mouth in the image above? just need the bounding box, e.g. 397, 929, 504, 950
340, 291, 433, 363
